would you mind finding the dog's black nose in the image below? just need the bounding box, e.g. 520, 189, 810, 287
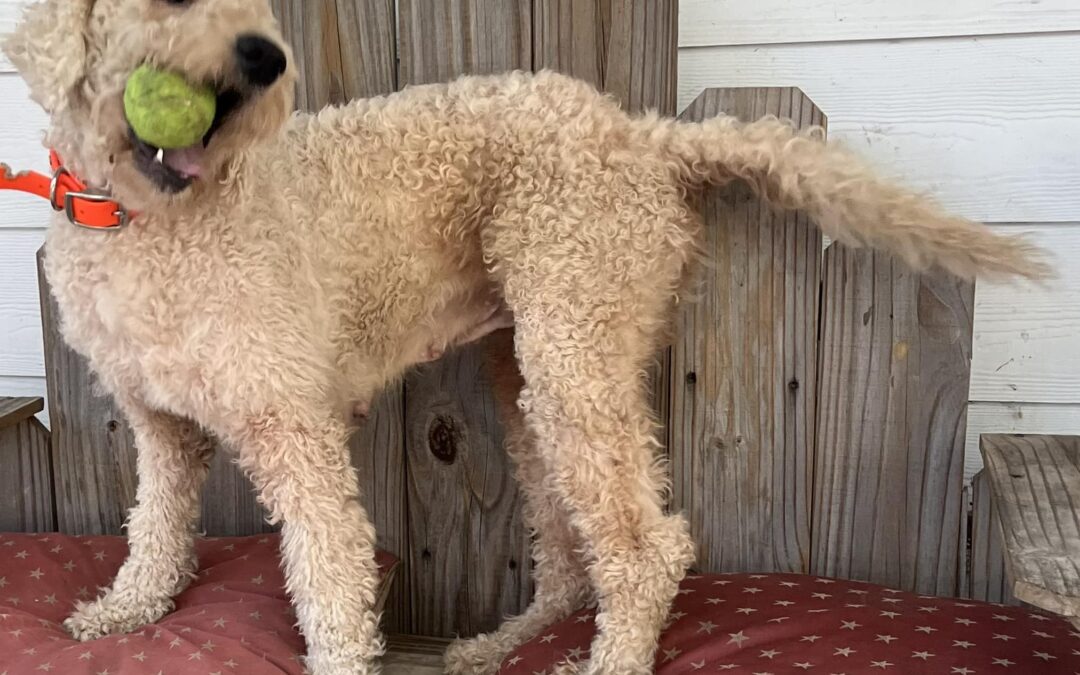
235, 34, 287, 87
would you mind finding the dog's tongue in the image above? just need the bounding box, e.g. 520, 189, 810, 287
163, 144, 206, 179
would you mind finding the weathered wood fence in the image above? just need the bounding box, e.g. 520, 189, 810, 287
7, 0, 1020, 638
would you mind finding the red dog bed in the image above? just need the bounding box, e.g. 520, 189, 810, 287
501, 573, 1080, 674
0, 532, 396, 674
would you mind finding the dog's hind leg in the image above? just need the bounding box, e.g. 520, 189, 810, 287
65, 402, 213, 640
226, 406, 384, 675
483, 199, 699, 674
445, 328, 593, 675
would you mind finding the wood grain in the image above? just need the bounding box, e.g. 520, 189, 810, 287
679, 35, 1080, 223
968, 470, 1017, 605
678, 0, 1080, 48
396, 0, 533, 636
403, 347, 531, 636
668, 88, 822, 574
0, 409, 54, 533
397, 0, 532, 87
812, 247, 974, 596
980, 434, 1080, 621
0, 395, 40, 428
965, 402, 1080, 483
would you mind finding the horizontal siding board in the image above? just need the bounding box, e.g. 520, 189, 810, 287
0, 228, 45, 378
678, 34, 1080, 223
0, 74, 53, 228
965, 403, 1080, 483
679, 0, 1080, 48
972, 224, 1080, 404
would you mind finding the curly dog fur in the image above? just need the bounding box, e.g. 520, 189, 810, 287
5, 1, 1049, 673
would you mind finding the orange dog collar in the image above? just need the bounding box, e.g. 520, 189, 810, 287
0, 151, 130, 230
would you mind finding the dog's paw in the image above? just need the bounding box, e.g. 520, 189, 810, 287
64, 595, 174, 641
444, 633, 517, 675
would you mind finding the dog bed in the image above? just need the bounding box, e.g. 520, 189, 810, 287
0, 532, 397, 674
500, 572, 1080, 674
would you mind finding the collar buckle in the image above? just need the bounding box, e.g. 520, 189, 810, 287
50, 165, 128, 230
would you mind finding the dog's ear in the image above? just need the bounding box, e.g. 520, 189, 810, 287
3, 0, 95, 113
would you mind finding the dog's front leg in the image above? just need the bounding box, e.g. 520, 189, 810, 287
66, 403, 213, 640
229, 407, 384, 675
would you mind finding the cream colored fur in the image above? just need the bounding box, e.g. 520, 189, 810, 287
5, 1, 1049, 673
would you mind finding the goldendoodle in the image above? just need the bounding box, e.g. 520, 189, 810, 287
4, 1, 1048, 673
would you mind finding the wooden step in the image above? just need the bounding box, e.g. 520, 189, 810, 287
980, 434, 1080, 627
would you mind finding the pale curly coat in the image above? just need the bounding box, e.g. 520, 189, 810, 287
4, 1, 1048, 673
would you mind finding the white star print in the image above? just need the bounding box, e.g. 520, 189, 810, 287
539, 634, 557, 644
779, 581, 799, 587
992, 614, 1015, 621
188, 651, 203, 661
201, 640, 216, 652
662, 647, 680, 662
92, 551, 106, 561
36, 664, 53, 672
774, 600, 794, 607
952, 640, 974, 649
1032, 630, 1054, 638
800, 635, 821, 643
565, 647, 585, 660
223, 659, 239, 668
0, 577, 6, 589
717, 665, 737, 670
847, 589, 869, 595
951, 668, 975, 674
713, 579, 732, 586
690, 660, 706, 670
728, 630, 749, 647
735, 607, 758, 615
1030, 614, 1052, 621
955, 617, 976, 625
743, 587, 762, 594
575, 614, 591, 623
841, 620, 861, 630
132, 652, 147, 662
876, 635, 897, 644
833, 647, 855, 656
250, 575, 264, 585
62, 561, 75, 572
9, 629, 23, 638
698, 621, 717, 634
758, 649, 780, 659
993, 633, 1014, 641
915, 625, 938, 634
78, 651, 92, 661
213, 617, 227, 628
793, 662, 813, 670
881, 597, 902, 604
992, 657, 1015, 666
767, 616, 789, 623
28, 568, 43, 580
249, 610, 262, 620
870, 660, 893, 669
258, 537, 270, 544
883, 588, 903, 594
811, 592, 832, 599
677, 588, 694, 596
705, 598, 725, 605
669, 611, 686, 621
1033, 651, 1055, 661
912, 651, 934, 660
42, 594, 57, 605
880, 611, 900, 619
14, 551, 28, 559
506, 656, 522, 666
168, 637, 182, 649
815, 578, 836, 584
49, 545, 61, 554
917, 606, 939, 612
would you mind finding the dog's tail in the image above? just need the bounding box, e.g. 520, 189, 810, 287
648, 114, 1050, 281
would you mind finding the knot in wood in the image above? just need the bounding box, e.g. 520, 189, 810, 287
427, 414, 460, 464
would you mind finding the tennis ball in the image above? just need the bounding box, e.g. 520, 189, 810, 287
123, 65, 216, 149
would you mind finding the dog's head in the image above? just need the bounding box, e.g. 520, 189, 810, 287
3, 0, 296, 209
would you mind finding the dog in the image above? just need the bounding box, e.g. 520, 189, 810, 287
3, 1, 1049, 673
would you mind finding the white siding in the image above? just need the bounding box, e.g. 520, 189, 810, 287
680, 2, 1080, 481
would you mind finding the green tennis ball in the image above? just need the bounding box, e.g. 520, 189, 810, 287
123, 65, 216, 149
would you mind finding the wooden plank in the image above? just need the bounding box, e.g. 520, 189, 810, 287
678, 35, 1080, 223
812, 247, 974, 596
679, 0, 1080, 48
533, 0, 679, 115
965, 402, 1080, 483
968, 469, 1017, 605
0, 395, 40, 428
0, 415, 54, 532
668, 88, 822, 574
269, 0, 397, 110
39, 248, 137, 535
980, 434, 1080, 621
971, 224, 1080, 404
0, 377, 47, 426
396, 0, 534, 638
403, 350, 531, 636
397, 0, 532, 87
383, 635, 451, 675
